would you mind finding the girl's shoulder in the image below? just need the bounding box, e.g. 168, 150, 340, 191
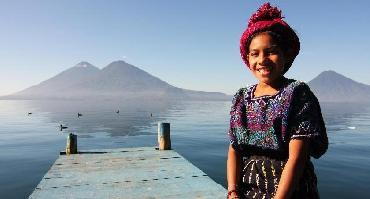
284, 78, 305, 88
282, 79, 312, 95
232, 85, 255, 100
283, 79, 320, 106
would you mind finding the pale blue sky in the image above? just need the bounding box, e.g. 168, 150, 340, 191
1, 0, 369, 96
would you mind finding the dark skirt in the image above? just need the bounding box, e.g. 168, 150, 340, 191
238, 155, 320, 199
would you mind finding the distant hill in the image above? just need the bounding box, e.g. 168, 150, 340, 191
3, 61, 230, 101
308, 70, 370, 103
10, 62, 101, 99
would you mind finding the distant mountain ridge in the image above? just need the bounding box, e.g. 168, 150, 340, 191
4, 61, 230, 100
308, 70, 370, 103
2, 62, 369, 103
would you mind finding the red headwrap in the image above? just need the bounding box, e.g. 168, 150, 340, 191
240, 3, 300, 73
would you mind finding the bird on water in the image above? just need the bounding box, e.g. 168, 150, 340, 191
60, 124, 68, 131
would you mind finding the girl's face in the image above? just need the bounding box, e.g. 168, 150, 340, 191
247, 32, 286, 85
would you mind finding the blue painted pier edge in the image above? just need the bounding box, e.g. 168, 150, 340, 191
29, 123, 226, 199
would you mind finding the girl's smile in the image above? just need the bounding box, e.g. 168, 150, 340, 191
256, 65, 272, 76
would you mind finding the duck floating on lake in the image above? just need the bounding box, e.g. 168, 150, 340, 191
77, 113, 83, 118
60, 124, 68, 131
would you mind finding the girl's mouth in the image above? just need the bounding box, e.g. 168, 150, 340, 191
257, 66, 272, 75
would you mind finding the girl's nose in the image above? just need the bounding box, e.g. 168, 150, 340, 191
258, 53, 269, 65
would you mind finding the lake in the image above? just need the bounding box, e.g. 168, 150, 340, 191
1, 99, 370, 198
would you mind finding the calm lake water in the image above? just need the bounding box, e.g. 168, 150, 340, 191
1, 99, 370, 198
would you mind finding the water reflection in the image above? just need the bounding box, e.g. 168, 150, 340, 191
26, 99, 180, 137
321, 102, 370, 132
315, 102, 370, 199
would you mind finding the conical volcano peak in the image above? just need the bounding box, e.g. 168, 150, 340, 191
105, 60, 131, 68
74, 61, 96, 68
317, 70, 343, 77
308, 70, 370, 103
110, 60, 127, 64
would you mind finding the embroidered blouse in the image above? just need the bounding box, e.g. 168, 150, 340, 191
228, 79, 328, 159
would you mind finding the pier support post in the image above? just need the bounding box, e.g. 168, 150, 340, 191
158, 122, 171, 150
66, 133, 77, 155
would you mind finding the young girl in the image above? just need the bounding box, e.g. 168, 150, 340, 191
227, 3, 328, 199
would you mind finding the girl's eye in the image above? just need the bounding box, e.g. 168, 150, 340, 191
249, 52, 258, 57
268, 48, 280, 55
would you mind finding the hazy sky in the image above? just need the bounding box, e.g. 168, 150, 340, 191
1, 0, 369, 96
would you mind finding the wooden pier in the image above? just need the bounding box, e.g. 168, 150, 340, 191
29, 123, 226, 199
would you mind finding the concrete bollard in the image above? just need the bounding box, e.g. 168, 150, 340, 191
66, 133, 78, 155
158, 122, 171, 150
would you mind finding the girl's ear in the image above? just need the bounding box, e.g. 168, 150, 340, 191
246, 55, 252, 71
246, 54, 251, 63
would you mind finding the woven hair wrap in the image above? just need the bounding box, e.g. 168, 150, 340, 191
240, 2, 300, 74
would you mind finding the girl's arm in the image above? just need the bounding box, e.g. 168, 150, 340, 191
227, 145, 241, 198
274, 139, 309, 199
